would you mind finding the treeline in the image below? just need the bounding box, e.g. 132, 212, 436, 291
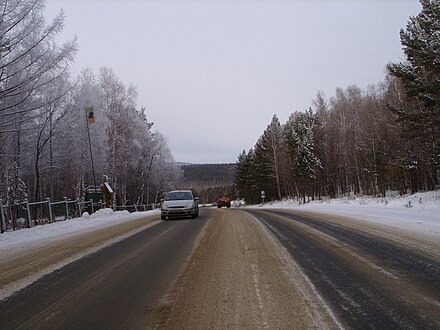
0, 0, 180, 206
235, 1, 439, 204
181, 164, 235, 186
179, 164, 236, 203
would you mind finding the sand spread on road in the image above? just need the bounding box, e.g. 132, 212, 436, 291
152, 209, 342, 329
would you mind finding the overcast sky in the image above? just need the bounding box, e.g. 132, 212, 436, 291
45, 0, 421, 164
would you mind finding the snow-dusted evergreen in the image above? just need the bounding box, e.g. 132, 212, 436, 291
387, 0, 440, 181
284, 109, 321, 203
254, 115, 284, 201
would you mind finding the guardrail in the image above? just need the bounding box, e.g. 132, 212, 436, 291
0, 198, 156, 233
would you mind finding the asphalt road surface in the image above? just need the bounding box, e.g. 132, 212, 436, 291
1, 208, 439, 329
243, 209, 440, 329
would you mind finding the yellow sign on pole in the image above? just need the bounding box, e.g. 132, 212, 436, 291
85, 106, 95, 124
85, 106, 98, 193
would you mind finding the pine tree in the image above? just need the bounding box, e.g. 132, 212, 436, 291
388, 0, 440, 109
234, 149, 259, 204
387, 0, 440, 187
254, 115, 284, 201
284, 109, 321, 202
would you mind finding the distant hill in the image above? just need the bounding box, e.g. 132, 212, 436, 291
178, 163, 236, 203
180, 163, 235, 186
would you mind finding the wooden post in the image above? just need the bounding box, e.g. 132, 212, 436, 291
25, 199, 32, 228
0, 199, 5, 233
77, 198, 82, 217
47, 198, 53, 223
64, 197, 69, 219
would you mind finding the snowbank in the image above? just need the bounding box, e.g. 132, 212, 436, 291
250, 191, 440, 238
1, 192, 438, 250
0, 208, 160, 253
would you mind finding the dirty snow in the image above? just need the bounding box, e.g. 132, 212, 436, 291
1, 191, 439, 250
0, 208, 160, 254
250, 191, 440, 239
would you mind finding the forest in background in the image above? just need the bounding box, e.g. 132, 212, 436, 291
179, 163, 235, 203
1, 0, 439, 208
0, 0, 180, 207
234, 0, 439, 204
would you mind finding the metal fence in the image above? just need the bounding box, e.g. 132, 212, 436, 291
0, 198, 155, 234
114, 204, 156, 213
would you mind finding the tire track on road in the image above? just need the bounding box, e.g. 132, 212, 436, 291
0, 217, 208, 329
245, 209, 440, 329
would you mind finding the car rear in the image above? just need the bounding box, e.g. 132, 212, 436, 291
161, 190, 199, 220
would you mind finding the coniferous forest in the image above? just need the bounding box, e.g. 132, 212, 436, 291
234, 0, 439, 204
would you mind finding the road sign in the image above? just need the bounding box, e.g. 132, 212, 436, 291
86, 106, 95, 124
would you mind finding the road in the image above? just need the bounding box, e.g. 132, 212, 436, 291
0, 208, 439, 329
243, 209, 440, 329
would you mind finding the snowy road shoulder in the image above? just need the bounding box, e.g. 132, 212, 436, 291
250, 191, 440, 242
0, 208, 160, 256
0, 209, 161, 300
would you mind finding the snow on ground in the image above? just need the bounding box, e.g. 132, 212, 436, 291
0, 191, 439, 250
0, 208, 160, 253
249, 191, 440, 238
0, 193, 436, 303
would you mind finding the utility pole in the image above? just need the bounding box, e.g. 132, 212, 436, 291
85, 106, 97, 192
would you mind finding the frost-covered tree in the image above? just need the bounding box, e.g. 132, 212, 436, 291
148, 134, 181, 204
328, 86, 366, 195
0, 2, 180, 207
98, 67, 137, 205
51, 67, 180, 206
141, 131, 171, 205
32, 75, 72, 201
6, 160, 27, 204
311, 91, 339, 198
0, 0, 77, 133
53, 69, 106, 200
0, 0, 77, 202
95, 67, 180, 206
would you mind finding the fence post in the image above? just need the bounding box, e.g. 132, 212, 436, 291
90, 199, 94, 214
47, 198, 53, 223
77, 199, 82, 217
0, 199, 5, 233
25, 198, 32, 228
64, 197, 69, 219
